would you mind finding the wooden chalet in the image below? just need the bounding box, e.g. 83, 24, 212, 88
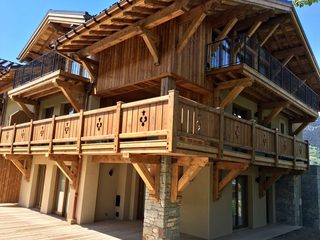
0, 1, 319, 239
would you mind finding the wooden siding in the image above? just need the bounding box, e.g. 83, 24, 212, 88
97, 21, 175, 94
174, 18, 211, 91
0, 158, 21, 203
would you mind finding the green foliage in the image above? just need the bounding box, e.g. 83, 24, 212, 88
309, 145, 320, 165
293, 0, 319, 7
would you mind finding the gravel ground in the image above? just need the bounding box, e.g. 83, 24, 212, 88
273, 227, 320, 240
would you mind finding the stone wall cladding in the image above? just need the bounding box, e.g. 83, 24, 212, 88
276, 174, 301, 225
301, 165, 320, 229
143, 157, 181, 240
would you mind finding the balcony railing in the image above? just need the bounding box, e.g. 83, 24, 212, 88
206, 35, 319, 111
0, 91, 309, 170
13, 51, 90, 88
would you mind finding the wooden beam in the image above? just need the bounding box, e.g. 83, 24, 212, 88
78, 1, 189, 56
46, 154, 79, 162
11, 96, 38, 105
293, 122, 310, 136
273, 46, 305, 60
132, 163, 156, 195
216, 78, 252, 90
11, 98, 35, 119
260, 23, 280, 47
52, 79, 84, 112
262, 106, 286, 126
140, 28, 160, 65
259, 167, 289, 197
220, 80, 252, 109
54, 159, 77, 185
213, 162, 248, 201
247, 21, 262, 38
283, 54, 294, 66
92, 154, 160, 164
76, 55, 98, 81
176, 11, 207, 53
171, 157, 208, 203
3, 155, 32, 180
260, 101, 290, 109
210, 18, 238, 51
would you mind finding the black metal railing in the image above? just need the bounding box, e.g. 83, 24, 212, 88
13, 51, 89, 88
206, 35, 319, 111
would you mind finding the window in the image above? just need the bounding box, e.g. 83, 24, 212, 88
62, 103, 74, 115
44, 107, 54, 119
232, 176, 248, 229
280, 122, 285, 134
232, 104, 251, 120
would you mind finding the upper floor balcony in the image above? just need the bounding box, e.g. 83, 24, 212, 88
9, 51, 91, 118
0, 91, 309, 171
206, 35, 319, 113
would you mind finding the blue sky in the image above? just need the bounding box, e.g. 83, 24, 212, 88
0, 1, 319, 64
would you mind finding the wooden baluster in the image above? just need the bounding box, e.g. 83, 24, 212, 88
10, 124, 16, 154
274, 129, 279, 167
293, 135, 297, 169
0, 126, 2, 145
251, 120, 256, 163
48, 116, 56, 154
28, 120, 33, 154
77, 110, 84, 154
114, 101, 123, 153
218, 108, 224, 160
167, 90, 179, 153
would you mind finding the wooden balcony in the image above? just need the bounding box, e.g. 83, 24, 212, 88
0, 91, 309, 170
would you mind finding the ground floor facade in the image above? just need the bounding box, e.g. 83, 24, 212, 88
15, 154, 293, 239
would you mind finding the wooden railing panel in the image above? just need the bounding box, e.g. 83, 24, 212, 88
54, 115, 79, 142
278, 134, 294, 157
255, 126, 275, 153
82, 109, 117, 139
32, 120, 52, 143
295, 140, 308, 159
178, 98, 219, 141
0, 127, 15, 145
121, 99, 169, 136
224, 115, 252, 148
14, 124, 31, 144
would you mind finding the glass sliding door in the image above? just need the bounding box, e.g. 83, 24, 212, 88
53, 169, 70, 217
232, 176, 248, 229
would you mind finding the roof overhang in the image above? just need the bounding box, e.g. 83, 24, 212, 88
18, 10, 89, 62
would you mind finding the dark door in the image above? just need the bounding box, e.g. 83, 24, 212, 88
137, 177, 145, 220
232, 175, 248, 229
34, 165, 46, 209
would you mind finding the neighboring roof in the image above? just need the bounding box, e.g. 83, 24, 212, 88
0, 59, 20, 93
18, 10, 91, 62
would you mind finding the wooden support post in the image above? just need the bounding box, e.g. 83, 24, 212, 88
262, 106, 284, 126
161, 77, 176, 95
77, 110, 84, 154
114, 101, 123, 153
48, 115, 56, 154
171, 162, 179, 202
251, 120, 256, 163
76, 55, 98, 81
275, 129, 279, 167
133, 163, 156, 195
167, 90, 178, 152
293, 135, 297, 169
11, 98, 34, 119
219, 108, 224, 159
54, 158, 77, 186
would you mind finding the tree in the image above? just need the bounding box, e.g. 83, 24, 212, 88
293, 0, 319, 7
